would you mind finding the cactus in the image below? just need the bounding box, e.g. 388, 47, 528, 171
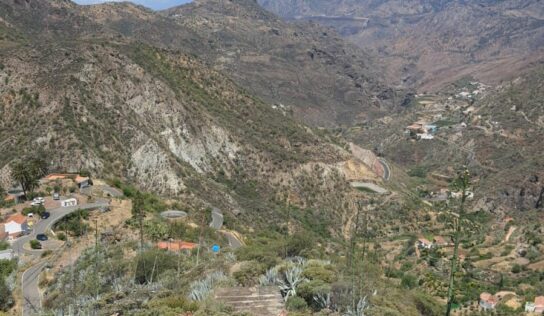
188, 271, 226, 301
279, 266, 306, 301
259, 267, 280, 286
344, 297, 369, 316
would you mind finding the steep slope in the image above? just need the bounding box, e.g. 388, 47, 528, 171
75, 0, 404, 127
258, 0, 544, 91
0, 0, 380, 227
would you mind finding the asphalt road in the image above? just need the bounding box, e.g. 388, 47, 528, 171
378, 158, 391, 181
209, 207, 224, 230
208, 208, 242, 249
18, 199, 109, 316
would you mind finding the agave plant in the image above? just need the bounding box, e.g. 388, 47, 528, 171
188, 271, 226, 301
279, 266, 306, 301
287, 256, 307, 266
343, 297, 369, 316
259, 266, 280, 286
314, 292, 332, 310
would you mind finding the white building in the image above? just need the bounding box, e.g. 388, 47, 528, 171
1, 214, 29, 240
61, 198, 78, 207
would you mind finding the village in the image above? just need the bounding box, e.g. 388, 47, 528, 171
0, 171, 218, 314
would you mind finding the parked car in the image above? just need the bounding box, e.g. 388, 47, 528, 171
31, 197, 45, 206
53, 192, 60, 200
41, 212, 50, 219
36, 234, 48, 241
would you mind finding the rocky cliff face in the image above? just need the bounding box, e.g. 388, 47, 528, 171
258, 0, 544, 91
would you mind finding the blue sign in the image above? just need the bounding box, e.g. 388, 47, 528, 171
212, 244, 220, 253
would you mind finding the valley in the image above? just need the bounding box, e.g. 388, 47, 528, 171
0, 0, 542, 315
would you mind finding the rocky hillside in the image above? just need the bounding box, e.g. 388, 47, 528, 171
0, 0, 382, 228
72, 0, 405, 127
345, 66, 544, 214
258, 0, 544, 91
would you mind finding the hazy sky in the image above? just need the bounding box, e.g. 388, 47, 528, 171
73, 0, 192, 10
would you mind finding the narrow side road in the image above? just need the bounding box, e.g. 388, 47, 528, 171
19, 199, 109, 316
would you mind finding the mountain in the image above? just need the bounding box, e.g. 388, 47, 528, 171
258, 0, 544, 91
72, 0, 405, 127
0, 0, 383, 226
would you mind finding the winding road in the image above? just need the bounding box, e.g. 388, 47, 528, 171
208, 208, 243, 249
378, 158, 391, 181
17, 199, 109, 316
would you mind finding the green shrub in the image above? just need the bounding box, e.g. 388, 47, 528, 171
30, 240, 41, 249
0, 279, 14, 311
57, 232, 66, 241
401, 273, 418, 289
147, 295, 199, 312
233, 261, 266, 286
286, 232, 314, 257
302, 264, 336, 283
408, 166, 428, 178
286, 296, 308, 311
296, 279, 330, 309
0, 241, 8, 251
134, 249, 178, 284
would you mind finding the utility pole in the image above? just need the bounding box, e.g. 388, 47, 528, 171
95, 218, 99, 301
196, 208, 206, 267
359, 200, 371, 297
445, 169, 470, 316
350, 200, 363, 311
284, 192, 291, 259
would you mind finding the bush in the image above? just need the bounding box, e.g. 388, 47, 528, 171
0, 279, 14, 311
401, 273, 418, 289
147, 295, 199, 312
296, 279, 331, 309
286, 296, 308, 311
0, 241, 9, 251
134, 249, 178, 284
57, 232, 66, 241
30, 240, 41, 249
286, 232, 314, 257
233, 261, 266, 286
302, 264, 337, 283
22, 205, 45, 216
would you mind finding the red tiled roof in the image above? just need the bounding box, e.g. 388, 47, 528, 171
6, 214, 27, 224
535, 296, 544, 306
75, 175, 90, 183
45, 173, 72, 180
480, 292, 498, 304
157, 240, 198, 251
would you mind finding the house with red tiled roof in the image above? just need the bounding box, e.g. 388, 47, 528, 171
480, 292, 498, 310
157, 240, 198, 252
527, 296, 544, 313
2, 214, 29, 240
